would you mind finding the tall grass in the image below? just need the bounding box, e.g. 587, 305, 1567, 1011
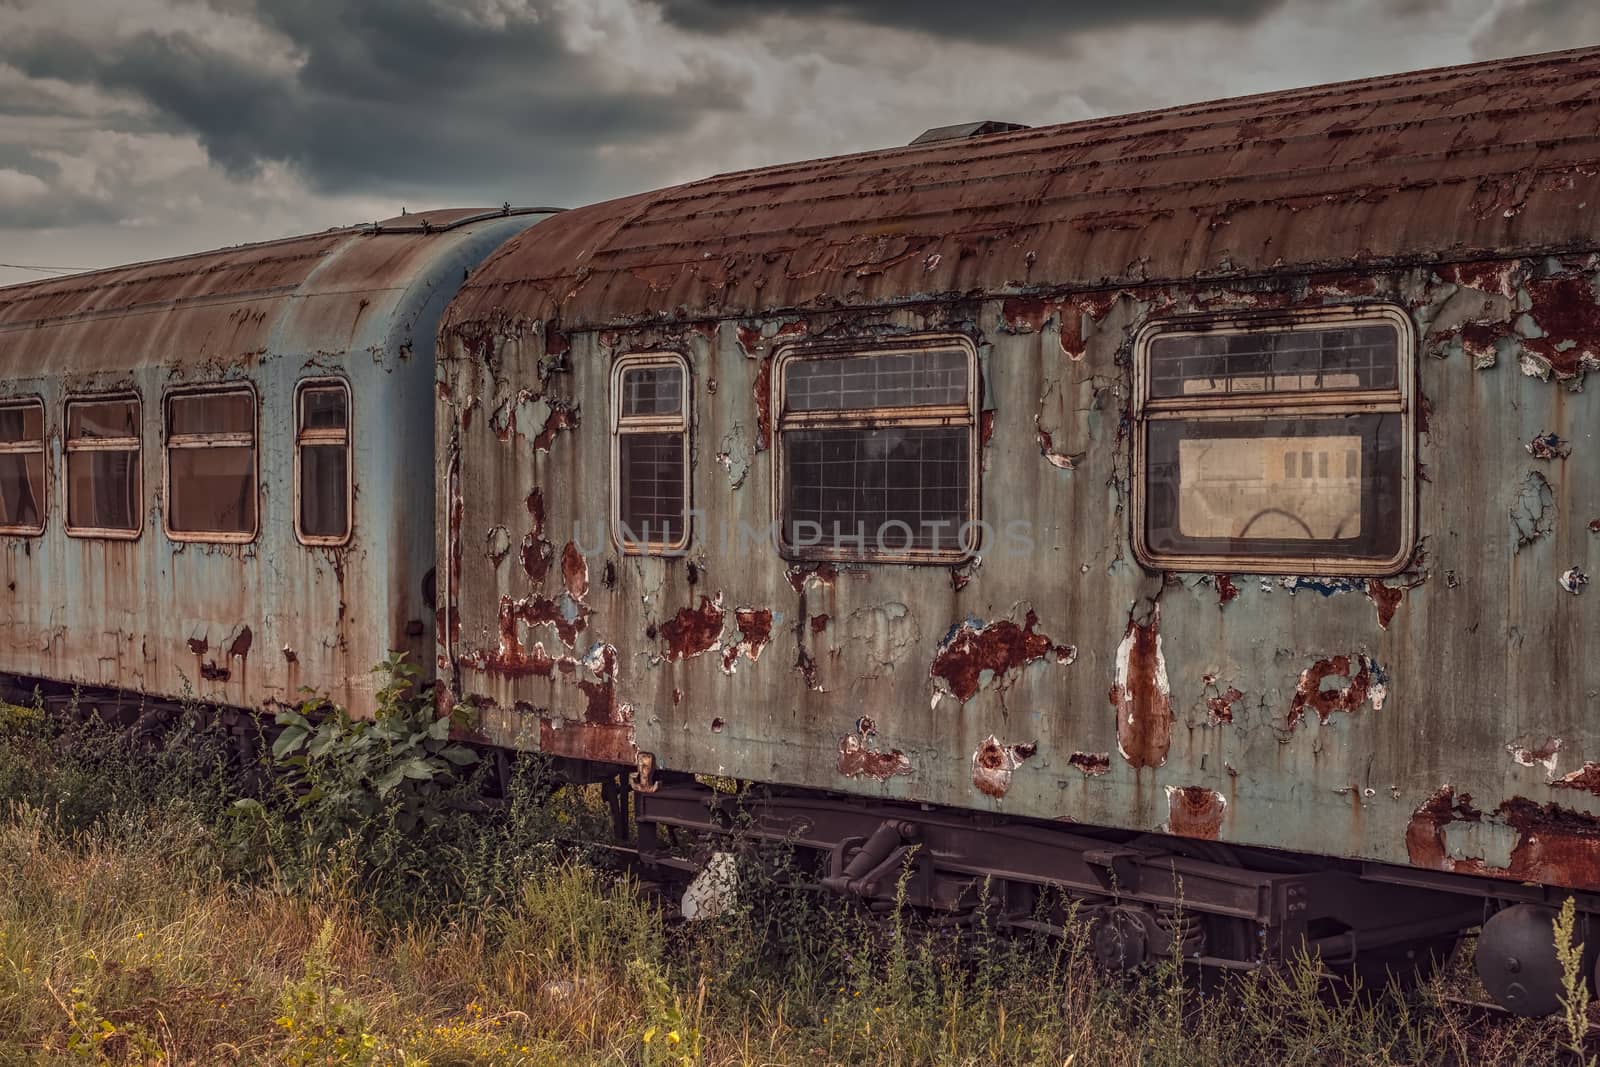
0, 683, 1581, 1065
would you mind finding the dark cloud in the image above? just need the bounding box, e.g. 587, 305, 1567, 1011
0, 0, 748, 203
1471, 0, 1600, 58
656, 0, 1287, 40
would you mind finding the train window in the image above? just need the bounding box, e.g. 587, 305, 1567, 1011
164, 386, 257, 541
295, 380, 351, 544
612, 354, 689, 552
65, 396, 141, 537
0, 398, 46, 535
1133, 308, 1415, 575
775, 338, 977, 563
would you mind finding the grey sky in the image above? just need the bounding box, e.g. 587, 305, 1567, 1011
0, 0, 1596, 286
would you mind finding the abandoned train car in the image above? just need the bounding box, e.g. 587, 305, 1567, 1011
0, 208, 551, 717
437, 47, 1599, 1008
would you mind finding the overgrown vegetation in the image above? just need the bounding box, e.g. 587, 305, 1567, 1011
0, 666, 1588, 1064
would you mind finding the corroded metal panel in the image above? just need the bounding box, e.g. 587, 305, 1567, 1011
444, 47, 1600, 334
0, 212, 549, 717
438, 48, 1599, 891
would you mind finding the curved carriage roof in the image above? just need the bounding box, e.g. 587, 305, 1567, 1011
0, 207, 556, 378
446, 46, 1600, 334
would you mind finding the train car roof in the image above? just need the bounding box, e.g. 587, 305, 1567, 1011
0, 207, 557, 377
445, 46, 1600, 334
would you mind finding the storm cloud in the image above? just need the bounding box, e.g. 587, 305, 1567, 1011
0, 0, 1591, 284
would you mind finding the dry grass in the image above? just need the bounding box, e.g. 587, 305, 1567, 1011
0, 696, 1584, 1066
0, 798, 1580, 1067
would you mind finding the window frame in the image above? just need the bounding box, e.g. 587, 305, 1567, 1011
162, 383, 260, 544
772, 334, 980, 565
293, 377, 353, 547
610, 352, 692, 555
1130, 304, 1416, 576
0, 395, 47, 537
63, 391, 143, 540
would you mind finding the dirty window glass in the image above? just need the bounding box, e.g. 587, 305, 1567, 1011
166, 389, 256, 539
1139, 313, 1410, 571
67, 400, 139, 439
785, 349, 968, 412
1145, 416, 1403, 560
0, 399, 45, 533
297, 383, 350, 542
777, 342, 976, 561
614, 357, 689, 552
783, 426, 969, 551
622, 365, 684, 417
619, 432, 686, 544
65, 397, 140, 535
1148, 324, 1397, 398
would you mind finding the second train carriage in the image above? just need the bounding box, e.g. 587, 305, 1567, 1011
0, 208, 553, 717
436, 48, 1600, 999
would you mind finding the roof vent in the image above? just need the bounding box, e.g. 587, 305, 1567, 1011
909, 120, 1030, 146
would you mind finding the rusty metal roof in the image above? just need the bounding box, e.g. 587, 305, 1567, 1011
447, 46, 1600, 333
0, 209, 556, 377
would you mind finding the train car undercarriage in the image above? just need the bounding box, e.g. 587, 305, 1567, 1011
633, 770, 1600, 1016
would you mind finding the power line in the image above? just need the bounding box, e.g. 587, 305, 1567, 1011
0, 262, 96, 275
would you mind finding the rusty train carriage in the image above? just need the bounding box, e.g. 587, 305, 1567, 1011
0, 208, 552, 716
438, 48, 1599, 990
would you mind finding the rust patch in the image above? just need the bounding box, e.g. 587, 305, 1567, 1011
561, 542, 589, 600
522, 489, 550, 584
1110, 611, 1171, 769
187, 637, 208, 655
1406, 786, 1600, 889
1521, 275, 1600, 380
660, 595, 725, 661
785, 561, 838, 592
972, 735, 1034, 798
1507, 737, 1562, 773
1286, 654, 1388, 728
736, 324, 762, 356
1215, 574, 1239, 607
1034, 421, 1082, 471
809, 613, 830, 634
1202, 675, 1244, 725
1366, 578, 1403, 629
1166, 786, 1227, 840
1068, 751, 1111, 776
980, 409, 995, 446
1526, 431, 1572, 461
1553, 763, 1600, 796
200, 661, 230, 682
721, 607, 773, 673
1590, 519, 1600, 534
538, 719, 635, 764
754, 355, 773, 451
531, 405, 578, 451
837, 731, 912, 780
930, 611, 1075, 703
227, 626, 253, 660
1001, 296, 1054, 333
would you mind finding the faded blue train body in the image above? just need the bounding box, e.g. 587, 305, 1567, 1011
0, 209, 548, 714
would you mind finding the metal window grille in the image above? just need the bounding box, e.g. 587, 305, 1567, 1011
613, 356, 689, 552
776, 339, 977, 563
164, 387, 258, 541
0, 398, 45, 535
1134, 309, 1414, 575
295, 380, 351, 544
65, 395, 141, 537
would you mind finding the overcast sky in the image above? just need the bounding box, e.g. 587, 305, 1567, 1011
0, 0, 1596, 286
